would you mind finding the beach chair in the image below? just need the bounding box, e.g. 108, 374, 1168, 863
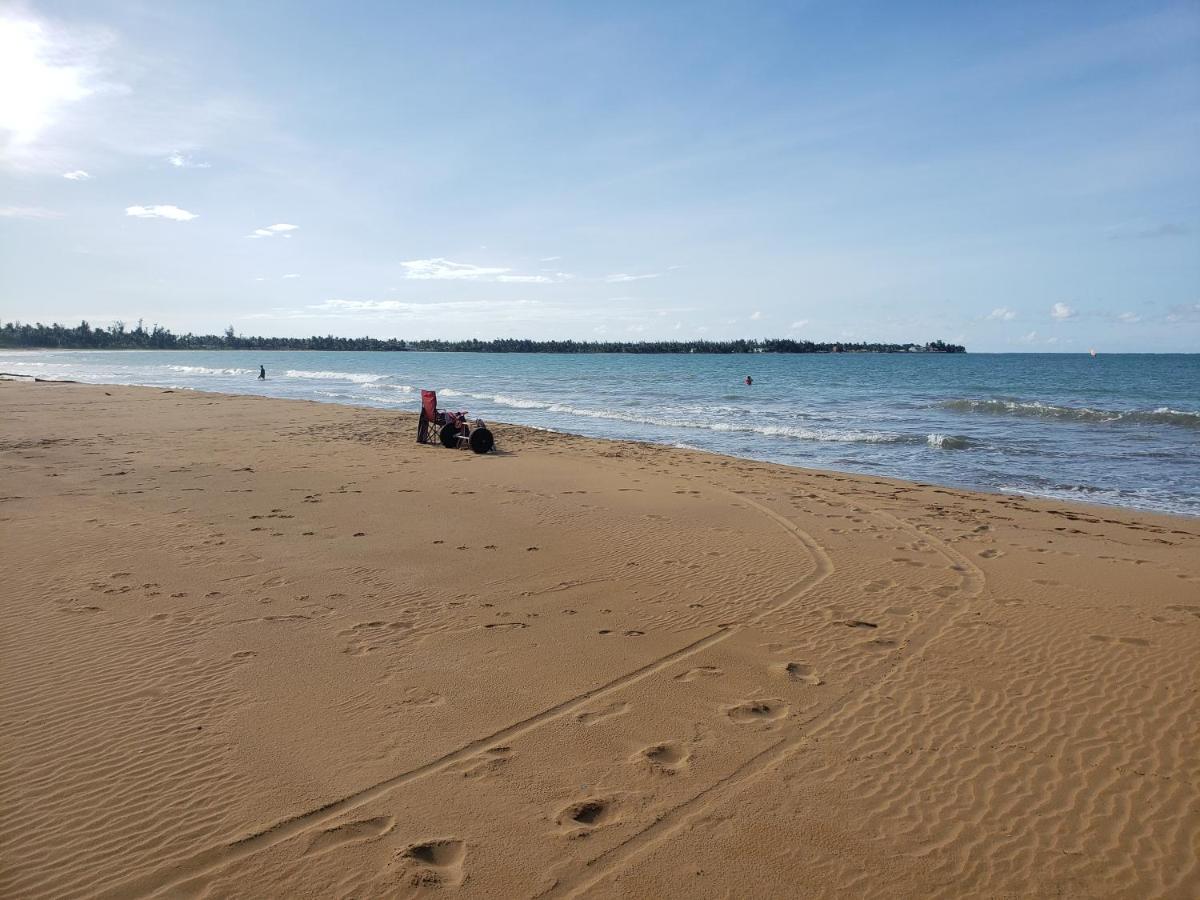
417, 390, 458, 447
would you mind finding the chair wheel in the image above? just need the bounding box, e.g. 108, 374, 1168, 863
438, 422, 460, 448
469, 428, 494, 454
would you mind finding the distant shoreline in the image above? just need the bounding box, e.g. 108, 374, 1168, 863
1, 322, 966, 354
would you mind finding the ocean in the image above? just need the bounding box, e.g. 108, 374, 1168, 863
3, 349, 1197, 517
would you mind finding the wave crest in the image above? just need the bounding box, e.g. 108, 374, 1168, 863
941, 399, 1199, 428
167, 365, 256, 376
927, 433, 972, 449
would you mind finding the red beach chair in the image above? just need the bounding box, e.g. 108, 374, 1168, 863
417, 389, 448, 445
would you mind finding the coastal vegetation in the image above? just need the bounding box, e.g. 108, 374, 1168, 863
0, 321, 966, 354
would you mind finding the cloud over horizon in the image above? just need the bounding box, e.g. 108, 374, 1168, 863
248, 223, 298, 238
125, 204, 197, 221
0, 205, 63, 218
401, 258, 569, 284
604, 272, 660, 283
167, 152, 210, 169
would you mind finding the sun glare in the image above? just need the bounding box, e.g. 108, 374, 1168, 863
0, 15, 91, 149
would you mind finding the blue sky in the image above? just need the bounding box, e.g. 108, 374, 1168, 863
1, 1, 1197, 350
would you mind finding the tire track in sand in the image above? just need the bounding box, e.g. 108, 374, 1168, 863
538, 490, 985, 898
100, 491, 835, 899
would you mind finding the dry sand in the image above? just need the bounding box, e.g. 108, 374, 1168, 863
1, 380, 1197, 899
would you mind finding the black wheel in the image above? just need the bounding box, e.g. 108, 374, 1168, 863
439, 421, 460, 448
469, 427, 494, 454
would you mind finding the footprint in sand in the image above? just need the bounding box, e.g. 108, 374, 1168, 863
397, 838, 467, 886
978, 548, 1004, 559
638, 741, 690, 774
557, 798, 620, 836
777, 662, 823, 685
726, 699, 789, 724
674, 666, 723, 682
306, 816, 395, 857
576, 701, 629, 726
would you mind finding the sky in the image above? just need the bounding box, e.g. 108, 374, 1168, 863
1, 0, 1198, 351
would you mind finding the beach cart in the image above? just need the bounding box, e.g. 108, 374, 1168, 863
417, 390, 495, 454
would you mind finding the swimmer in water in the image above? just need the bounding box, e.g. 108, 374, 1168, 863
745, 375, 753, 386
259, 365, 266, 380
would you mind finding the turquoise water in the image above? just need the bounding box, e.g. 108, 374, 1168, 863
4, 349, 1197, 517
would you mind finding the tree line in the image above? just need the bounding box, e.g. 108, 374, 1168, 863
0, 321, 966, 354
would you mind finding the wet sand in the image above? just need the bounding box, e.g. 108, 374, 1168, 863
2, 380, 1197, 898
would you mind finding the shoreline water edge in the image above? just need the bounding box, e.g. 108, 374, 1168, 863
0, 349, 1197, 517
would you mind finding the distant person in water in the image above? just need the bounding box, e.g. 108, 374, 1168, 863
745, 375, 753, 386
259, 365, 266, 380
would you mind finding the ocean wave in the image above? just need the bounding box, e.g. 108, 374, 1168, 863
440, 388, 904, 443
167, 365, 257, 376
360, 381, 415, 393
926, 433, 972, 450
941, 398, 1200, 428
997, 483, 1197, 517
284, 369, 385, 384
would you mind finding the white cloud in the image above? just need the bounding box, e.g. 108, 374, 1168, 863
62, 169, 90, 180
1117, 311, 1141, 323
0, 205, 62, 218
246, 297, 696, 333
987, 306, 1017, 321
1050, 302, 1076, 320
539, 255, 561, 262
1106, 222, 1190, 240
248, 223, 298, 238
401, 258, 510, 280
167, 152, 210, 169
1165, 303, 1200, 323
282, 273, 300, 279
604, 272, 660, 283
750, 310, 762, 321
789, 319, 809, 330
401, 257, 568, 283
1020, 330, 1039, 344
125, 204, 197, 221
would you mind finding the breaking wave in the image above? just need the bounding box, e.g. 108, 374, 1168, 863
440, 388, 905, 443
284, 369, 384, 383
167, 365, 257, 376
941, 399, 1200, 428
927, 433, 972, 450
282, 369, 414, 392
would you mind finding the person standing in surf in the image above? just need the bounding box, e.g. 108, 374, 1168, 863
259, 365, 266, 380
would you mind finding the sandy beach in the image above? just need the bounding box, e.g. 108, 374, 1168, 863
1, 379, 1197, 899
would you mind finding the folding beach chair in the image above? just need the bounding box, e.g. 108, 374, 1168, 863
417, 389, 463, 448
417, 389, 442, 444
